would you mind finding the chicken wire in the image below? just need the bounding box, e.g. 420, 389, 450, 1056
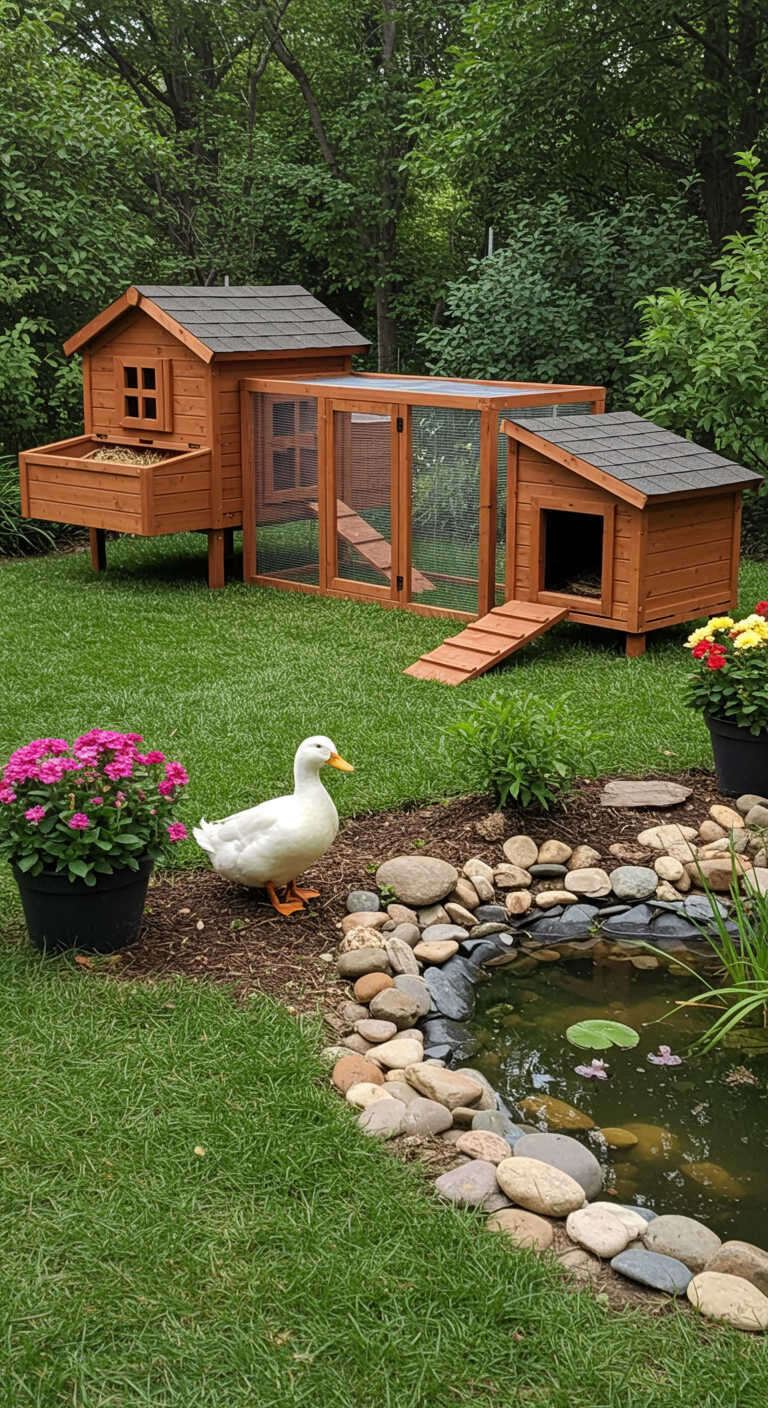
410, 406, 482, 613
254, 393, 320, 584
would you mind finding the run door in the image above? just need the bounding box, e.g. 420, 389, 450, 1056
326, 400, 406, 602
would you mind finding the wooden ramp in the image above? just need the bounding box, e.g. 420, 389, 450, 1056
405, 600, 568, 684
308, 500, 435, 593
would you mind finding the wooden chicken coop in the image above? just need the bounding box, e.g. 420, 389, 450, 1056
19, 283, 760, 684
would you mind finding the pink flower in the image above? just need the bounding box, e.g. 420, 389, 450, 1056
0, 786, 18, 804
138, 750, 165, 765
164, 762, 189, 786
648, 1045, 682, 1067
90, 797, 103, 806
166, 822, 187, 843
68, 813, 90, 830
157, 780, 175, 797
25, 805, 46, 824
574, 1059, 609, 1080
104, 756, 133, 781
37, 758, 68, 784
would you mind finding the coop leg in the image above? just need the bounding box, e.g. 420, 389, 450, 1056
89, 528, 106, 573
625, 632, 646, 658
207, 529, 226, 590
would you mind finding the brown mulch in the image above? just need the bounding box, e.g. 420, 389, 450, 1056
119, 769, 726, 1010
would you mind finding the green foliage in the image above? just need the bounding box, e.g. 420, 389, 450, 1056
446, 688, 599, 809
565, 1019, 639, 1050
683, 607, 768, 735
0, 455, 76, 557
421, 196, 709, 396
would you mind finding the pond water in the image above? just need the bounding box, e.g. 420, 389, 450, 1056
471, 957, 768, 1243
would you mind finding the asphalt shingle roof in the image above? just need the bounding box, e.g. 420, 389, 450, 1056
135, 285, 368, 354
507, 411, 761, 498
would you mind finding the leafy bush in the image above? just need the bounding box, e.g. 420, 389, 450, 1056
0, 455, 77, 557
684, 605, 768, 735
446, 689, 599, 809
421, 195, 710, 398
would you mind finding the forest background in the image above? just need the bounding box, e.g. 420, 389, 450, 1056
2, 0, 768, 546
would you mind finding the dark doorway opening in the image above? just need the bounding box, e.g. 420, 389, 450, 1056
543, 509, 603, 598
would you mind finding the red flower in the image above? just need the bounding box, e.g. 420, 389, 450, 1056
707, 650, 726, 670
692, 640, 712, 659
756, 600, 768, 619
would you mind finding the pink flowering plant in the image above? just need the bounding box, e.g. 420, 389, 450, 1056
0, 730, 189, 885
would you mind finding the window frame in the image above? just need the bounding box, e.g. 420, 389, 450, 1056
262, 394, 319, 503
116, 357, 173, 432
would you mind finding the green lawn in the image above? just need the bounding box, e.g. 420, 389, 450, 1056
1, 947, 766, 1408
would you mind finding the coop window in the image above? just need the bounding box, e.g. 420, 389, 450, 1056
117, 358, 171, 431
263, 395, 319, 502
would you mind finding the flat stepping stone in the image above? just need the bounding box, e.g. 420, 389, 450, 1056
611, 1249, 692, 1295
600, 780, 692, 808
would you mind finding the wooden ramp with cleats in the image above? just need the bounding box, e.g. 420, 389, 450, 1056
308, 499, 435, 593
404, 600, 568, 684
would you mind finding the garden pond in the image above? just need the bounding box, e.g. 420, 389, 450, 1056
471, 956, 768, 1243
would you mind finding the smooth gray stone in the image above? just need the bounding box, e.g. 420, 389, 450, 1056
596, 904, 631, 918
472, 1109, 516, 1136
621, 1205, 657, 1223
423, 1044, 453, 1063
392, 973, 431, 1018
650, 913, 699, 939
460, 938, 505, 965
513, 1132, 603, 1200
346, 889, 380, 913
609, 865, 658, 902
423, 965, 476, 1022
473, 905, 508, 925
529, 863, 568, 878
683, 894, 729, 921
610, 1249, 692, 1296
419, 1016, 478, 1061
529, 917, 593, 941
533, 905, 563, 919
603, 903, 654, 929
567, 903, 600, 922
442, 954, 484, 984
504, 1126, 527, 1149
421, 922, 469, 943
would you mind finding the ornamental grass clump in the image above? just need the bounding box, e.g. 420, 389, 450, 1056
0, 730, 189, 885
684, 601, 768, 734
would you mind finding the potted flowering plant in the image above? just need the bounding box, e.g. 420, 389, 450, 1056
0, 730, 189, 952
684, 602, 768, 794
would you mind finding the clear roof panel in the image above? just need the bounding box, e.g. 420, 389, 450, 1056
301, 374, 580, 400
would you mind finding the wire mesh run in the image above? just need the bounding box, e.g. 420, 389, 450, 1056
254, 393, 320, 584
410, 406, 482, 613
333, 411, 394, 588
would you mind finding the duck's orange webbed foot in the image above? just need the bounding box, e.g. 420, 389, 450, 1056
266, 882, 304, 916
287, 881, 320, 902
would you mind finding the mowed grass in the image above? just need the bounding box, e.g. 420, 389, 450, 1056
1, 946, 766, 1408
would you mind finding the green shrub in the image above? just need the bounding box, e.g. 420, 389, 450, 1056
446, 689, 599, 809
0, 454, 76, 557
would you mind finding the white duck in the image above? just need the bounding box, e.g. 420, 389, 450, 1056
192, 735, 353, 916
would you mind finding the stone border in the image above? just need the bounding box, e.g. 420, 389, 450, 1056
322, 794, 768, 1334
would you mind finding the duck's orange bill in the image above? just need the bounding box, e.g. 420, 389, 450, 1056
327, 752, 354, 772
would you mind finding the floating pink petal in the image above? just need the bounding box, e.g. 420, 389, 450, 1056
574, 1059, 609, 1080
648, 1045, 682, 1066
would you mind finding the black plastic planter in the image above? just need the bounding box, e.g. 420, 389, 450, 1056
12, 857, 154, 954
705, 714, 768, 797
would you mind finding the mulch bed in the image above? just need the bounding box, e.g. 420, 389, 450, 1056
118, 769, 727, 1011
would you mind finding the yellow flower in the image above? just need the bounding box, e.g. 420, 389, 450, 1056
731, 614, 765, 632
685, 625, 714, 648
706, 616, 735, 632
732, 630, 763, 650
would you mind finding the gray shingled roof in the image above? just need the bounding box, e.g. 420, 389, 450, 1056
508, 410, 762, 498
135, 285, 368, 354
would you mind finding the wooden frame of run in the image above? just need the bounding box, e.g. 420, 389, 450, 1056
240, 373, 605, 622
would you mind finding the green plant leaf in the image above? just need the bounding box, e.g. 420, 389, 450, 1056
565, 1019, 639, 1050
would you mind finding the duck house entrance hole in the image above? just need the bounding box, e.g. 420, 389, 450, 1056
543, 508, 603, 599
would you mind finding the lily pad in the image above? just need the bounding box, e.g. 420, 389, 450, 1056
566, 1019, 640, 1050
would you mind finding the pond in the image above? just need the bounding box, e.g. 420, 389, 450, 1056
471, 956, 768, 1243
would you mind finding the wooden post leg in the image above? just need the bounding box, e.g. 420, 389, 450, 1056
626, 632, 646, 658
89, 528, 106, 573
207, 529, 226, 590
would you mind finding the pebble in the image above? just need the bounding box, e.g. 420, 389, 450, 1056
643, 1214, 721, 1273
346, 889, 380, 913
458, 1129, 516, 1164
505, 890, 533, 915
388, 922, 421, 948
469, 874, 495, 903
353, 972, 394, 1003
518, 1095, 594, 1132
400, 1096, 453, 1136
341, 1000, 369, 1026
514, 1132, 603, 1200
538, 839, 573, 865
345, 1082, 394, 1109
698, 819, 725, 843
496, 1156, 586, 1216
387, 902, 418, 926
367, 1036, 423, 1069
687, 1271, 768, 1332
404, 1062, 483, 1110
338, 924, 386, 951
502, 835, 539, 869
392, 973, 432, 1017
413, 939, 459, 964
355, 1018, 397, 1044
385, 936, 420, 976
568, 845, 601, 869
369, 988, 420, 1029
342, 1034, 371, 1054
710, 803, 746, 830
331, 1054, 385, 1093
358, 1098, 407, 1139
494, 864, 533, 889
705, 1241, 768, 1297
609, 865, 658, 902
445, 902, 477, 928
654, 856, 685, 884
565, 867, 612, 898
473, 905, 508, 925
375, 855, 458, 907
535, 890, 578, 908
565, 1204, 639, 1258
529, 863, 568, 879
464, 857, 495, 884
610, 1249, 692, 1295
434, 1159, 501, 1209
737, 792, 768, 816
418, 903, 450, 927
486, 1208, 554, 1250
452, 876, 480, 909
338, 948, 390, 979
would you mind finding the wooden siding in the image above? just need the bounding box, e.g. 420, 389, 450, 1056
640, 493, 739, 627
88, 309, 209, 447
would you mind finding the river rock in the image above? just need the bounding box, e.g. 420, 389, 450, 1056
565, 868, 612, 898
529, 863, 568, 880
698, 819, 726, 843
464, 857, 495, 884
387, 902, 419, 926
392, 973, 431, 1017
654, 856, 686, 884
388, 922, 421, 948
413, 939, 459, 964
565, 1204, 638, 1258
354, 1018, 397, 1044
457, 1130, 512, 1164
473, 905, 508, 925
611, 1249, 692, 1295
353, 972, 393, 1003
445, 902, 477, 928
469, 874, 495, 903
342, 1033, 371, 1054
346, 889, 380, 913
503, 835, 539, 868
423, 964, 476, 1022
643, 1214, 721, 1273
472, 1109, 521, 1139
621, 1122, 681, 1162
494, 864, 533, 890
609, 865, 658, 902
369, 988, 420, 1029
680, 1161, 745, 1198
434, 1159, 500, 1209
338, 924, 386, 951
710, 803, 747, 830
338, 947, 391, 979
345, 1082, 395, 1109
637, 823, 698, 851
745, 867, 768, 896
505, 890, 533, 916
600, 779, 692, 808
404, 1062, 483, 1110
367, 1036, 422, 1069
400, 1096, 453, 1136
568, 845, 602, 869
331, 1054, 385, 1093
375, 855, 458, 907
687, 1272, 768, 1332
694, 855, 751, 891
418, 903, 451, 927
536, 839, 572, 865
496, 1156, 585, 1216
535, 890, 578, 908
358, 1098, 407, 1139
420, 1016, 478, 1062
513, 1132, 603, 1199
518, 1095, 594, 1131
486, 1208, 554, 1250
705, 1241, 768, 1297
381, 1078, 420, 1103
385, 936, 420, 976
598, 1127, 639, 1150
